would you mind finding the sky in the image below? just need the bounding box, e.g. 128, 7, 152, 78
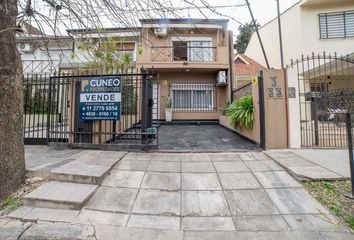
20, 0, 302, 36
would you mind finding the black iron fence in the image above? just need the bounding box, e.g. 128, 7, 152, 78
289, 53, 354, 148
23, 70, 159, 149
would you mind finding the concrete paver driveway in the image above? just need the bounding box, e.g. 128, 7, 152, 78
1, 151, 353, 239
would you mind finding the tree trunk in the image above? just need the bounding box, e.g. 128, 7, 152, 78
0, 0, 26, 201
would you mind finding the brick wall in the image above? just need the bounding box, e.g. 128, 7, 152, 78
233, 82, 252, 100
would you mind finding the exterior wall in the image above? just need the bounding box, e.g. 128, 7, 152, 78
158, 71, 227, 120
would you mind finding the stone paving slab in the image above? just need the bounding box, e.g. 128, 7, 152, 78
85, 186, 138, 213
182, 162, 215, 173
147, 161, 181, 173
20, 222, 95, 240
234, 215, 291, 231
127, 215, 180, 230
141, 172, 180, 190
254, 171, 303, 188
209, 153, 241, 162
95, 224, 183, 240
123, 153, 153, 161
21, 207, 79, 223
181, 173, 222, 190
288, 166, 343, 181
283, 214, 349, 232
182, 191, 230, 217
50, 162, 111, 184
114, 160, 150, 171
23, 181, 98, 210
219, 173, 261, 190
238, 152, 269, 161
225, 189, 279, 216
0, 220, 32, 240
213, 161, 249, 172
102, 170, 145, 188
245, 160, 283, 172
75, 209, 128, 226
182, 154, 211, 162
132, 189, 180, 216
8, 206, 34, 220
151, 153, 183, 162
265, 150, 346, 181
184, 231, 325, 240
266, 188, 329, 214
181, 217, 235, 231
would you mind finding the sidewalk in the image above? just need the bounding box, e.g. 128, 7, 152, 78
1, 150, 352, 239
265, 149, 351, 181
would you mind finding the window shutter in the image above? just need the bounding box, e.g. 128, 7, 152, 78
319, 11, 354, 39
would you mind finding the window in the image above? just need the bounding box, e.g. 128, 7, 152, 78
172, 37, 213, 62
171, 83, 214, 111
319, 10, 354, 39
310, 83, 329, 92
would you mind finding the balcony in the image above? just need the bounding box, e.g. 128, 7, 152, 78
151, 45, 216, 62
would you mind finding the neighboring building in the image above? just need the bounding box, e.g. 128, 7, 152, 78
16, 22, 73, 74
245, 0, 354, 68
64, 27, 141, 70
246, 0, 354, 149
234, 54, 265, 87
136, 18, 234, 120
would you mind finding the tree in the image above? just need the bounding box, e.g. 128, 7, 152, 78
234, 22, 260, 54
0, 0, 26, 200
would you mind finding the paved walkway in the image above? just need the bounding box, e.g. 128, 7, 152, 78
265, 150, 350, 181
1, 151, 353, 239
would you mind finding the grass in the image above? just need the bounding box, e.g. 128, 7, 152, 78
0, 195, 22, 211
304, 180, 354, 230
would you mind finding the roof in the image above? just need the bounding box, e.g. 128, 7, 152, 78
139, 18, 229, 26
234, 54, 265, 76
67, 27, 141, 34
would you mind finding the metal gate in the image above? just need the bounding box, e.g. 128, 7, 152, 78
23, 70, 159, 149
289, 53, 354, 147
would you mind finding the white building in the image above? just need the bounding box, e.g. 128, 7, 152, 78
246, 0, 354, 68
246, 0, 354, 149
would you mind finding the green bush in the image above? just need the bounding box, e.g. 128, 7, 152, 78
226, 95, 254, 129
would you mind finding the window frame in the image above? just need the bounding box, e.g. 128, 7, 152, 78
170, 83, 215, 112
318, 10, 354, 40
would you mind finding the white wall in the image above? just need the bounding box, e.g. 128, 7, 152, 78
246, 1, 354, 69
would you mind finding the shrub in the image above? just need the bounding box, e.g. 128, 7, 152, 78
226, 95, 254, 129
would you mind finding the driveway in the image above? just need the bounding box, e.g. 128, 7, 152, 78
2, 151, 352, 239
158, 124, 258, 151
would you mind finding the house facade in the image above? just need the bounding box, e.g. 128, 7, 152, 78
246, 0, 354, 148
136, 19, 234, 121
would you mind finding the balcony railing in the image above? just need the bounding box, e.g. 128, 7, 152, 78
151, 46, 216, 62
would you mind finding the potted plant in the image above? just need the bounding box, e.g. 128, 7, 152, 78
165, 96, 173, 122
226, 95, 254, 129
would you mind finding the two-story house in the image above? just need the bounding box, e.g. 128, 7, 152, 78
136, 18, 234, 121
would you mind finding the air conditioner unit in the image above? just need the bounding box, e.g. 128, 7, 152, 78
154, 26, 168, 37
18, 43, 33, 53
217, 71, 227, 86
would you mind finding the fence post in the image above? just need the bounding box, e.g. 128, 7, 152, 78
258, 71, 266, 150
346, 113, 354, 197
141, 69, 148, 144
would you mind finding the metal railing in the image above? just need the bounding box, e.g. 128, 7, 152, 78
151, 46, 216, 62
170, 82, 216, 112
22, 60, 60, 74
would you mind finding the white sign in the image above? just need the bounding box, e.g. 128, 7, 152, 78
80, 93, 121, 103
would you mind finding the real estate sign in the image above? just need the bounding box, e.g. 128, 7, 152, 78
79, 76, 121, 121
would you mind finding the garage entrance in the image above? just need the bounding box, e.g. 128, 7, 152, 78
158, 123, 259, 152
